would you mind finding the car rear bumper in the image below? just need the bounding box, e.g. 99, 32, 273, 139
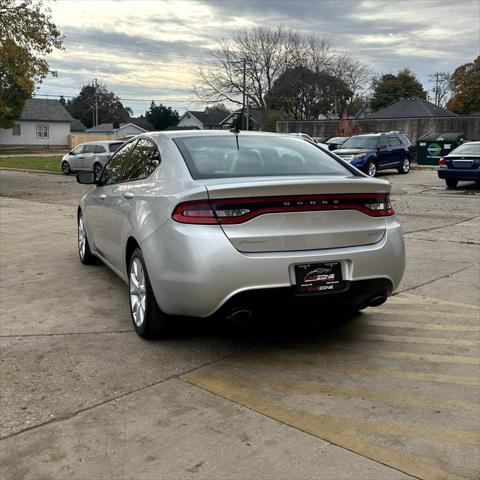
438, 168, 480, 181
141, 217, 405, 318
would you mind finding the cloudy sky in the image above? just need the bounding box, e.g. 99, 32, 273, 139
38, 0, 479, 116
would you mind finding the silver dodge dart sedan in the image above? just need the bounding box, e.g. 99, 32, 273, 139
76, 130, 405, 338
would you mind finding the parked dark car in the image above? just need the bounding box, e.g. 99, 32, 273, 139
437, 141, 480, 188
324, 136, 349, 151
334, 132, 413, 177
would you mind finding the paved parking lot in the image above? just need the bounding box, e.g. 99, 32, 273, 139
0, 169, 479, 480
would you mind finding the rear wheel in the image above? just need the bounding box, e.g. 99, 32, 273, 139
61, 161, 71, 175
93, 162, 102, 179
365, 159, 377, 177
398, 157, 410, 174
128, 248, 169, 339
445, 179, 458, 189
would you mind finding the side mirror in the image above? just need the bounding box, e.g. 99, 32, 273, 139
76, 172, 96, 185
328, 144, 335, 151
378, 145, 387, 151
69, 151, 74, 155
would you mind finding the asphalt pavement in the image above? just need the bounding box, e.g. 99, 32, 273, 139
0, 169, 479, 480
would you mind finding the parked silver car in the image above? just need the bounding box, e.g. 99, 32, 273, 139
76, 131, 405, 338
61, 140, 125, 177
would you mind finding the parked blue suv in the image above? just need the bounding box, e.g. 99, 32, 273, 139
334, 132, 413, 177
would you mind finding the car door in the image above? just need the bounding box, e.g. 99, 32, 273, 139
376, 136, 391, 168
388, 136, 404, 165
81, 144, 97, 170
68, 144, 85, 170
99, 138, 161, 272
87, 141, 136, 262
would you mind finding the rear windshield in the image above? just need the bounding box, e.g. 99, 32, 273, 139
450, 143, 480, 155
173, 135, 354, 179
109, 142, 124, 153
342, 136, 379, 149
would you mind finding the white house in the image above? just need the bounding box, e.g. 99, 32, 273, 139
177, 111, 228, 130
85, 122, 147, 137
0, 98, 73, 147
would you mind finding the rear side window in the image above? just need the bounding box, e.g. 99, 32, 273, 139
174, 135, 354, 179
95, 145, 106, 153
121, 138, 160, 181
84, 144, 97, 154
388, 137, 402, 147
109, 142, 124, 153
100, 141, 135, 186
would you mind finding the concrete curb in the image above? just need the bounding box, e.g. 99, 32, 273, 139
411, 164, 437, 171
0, 167, 63, 175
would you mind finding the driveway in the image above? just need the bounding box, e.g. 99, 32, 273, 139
1, 169, 479, 480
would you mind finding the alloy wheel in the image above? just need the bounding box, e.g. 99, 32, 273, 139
78, 216, 86, 259
368, 161, 377, 177
402, 158, 410, 173
130, 258, 147, 327
62, 161, 70, 175
94, 163, 102, 178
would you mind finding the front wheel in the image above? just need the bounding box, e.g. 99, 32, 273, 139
365, 159, 377, 177
128, 248, 169, 339
445, 179, 458, 189
78, 212, 98, 265
398, 157, 411, 174
61, 161, 71, 175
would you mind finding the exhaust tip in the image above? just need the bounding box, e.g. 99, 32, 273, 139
368, 295, 387, 307
226, 308, 252, 322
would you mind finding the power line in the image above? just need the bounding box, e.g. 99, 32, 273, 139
34, 92, 205, 103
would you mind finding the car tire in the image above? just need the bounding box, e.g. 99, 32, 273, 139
397, 157, 411, 174
61, 160, 71, 175
78, 212, 98, 265
365, 159, 377, 177
445, 179, 458, 189
93, 162, 102, 179
128, 248, 169, 339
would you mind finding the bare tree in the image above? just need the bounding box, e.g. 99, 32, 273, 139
194, 26, 369, 123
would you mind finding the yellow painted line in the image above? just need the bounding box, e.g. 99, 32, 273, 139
208, 371, 480, 414
183, 371, 470, 480
362, 319, 480, 332
389, 293, 480, 310
370, 309, 480, 320
358, 333, 479, 347
235, 356, 480, 386
284, 344, 480, 366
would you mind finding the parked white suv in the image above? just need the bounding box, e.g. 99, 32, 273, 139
61, 141, 125, 177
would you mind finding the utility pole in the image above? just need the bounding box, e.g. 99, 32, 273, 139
94, 78, 99, 126
429, 72, 449, 106
242, 58, 246, 130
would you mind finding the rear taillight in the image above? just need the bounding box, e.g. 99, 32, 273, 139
172, 193, 394, 225
439, 157, 447, 168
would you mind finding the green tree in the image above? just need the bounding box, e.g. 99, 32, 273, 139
370, 69, 426, 111
447, 56, 480, 115
0, 0, 63, 128
145, 102, 179, 130
66, 83, 131, 128
266, 66, 352, 120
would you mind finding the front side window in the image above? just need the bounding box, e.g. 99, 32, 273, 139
12, 124, 21, 136
121, 138, 161, 182
72, 144, 84, 155
36, 124, 49, 139
100, 141, 135, 186
342, 136, 380, 149
174, 135, 354, 179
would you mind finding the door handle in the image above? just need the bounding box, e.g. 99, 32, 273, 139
99, 194, 107, 200
123, 192, 134, 200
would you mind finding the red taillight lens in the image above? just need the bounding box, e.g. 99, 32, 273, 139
438, 157, 447, 167
172, 193, 394, 225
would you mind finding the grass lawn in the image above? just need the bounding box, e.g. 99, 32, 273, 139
0, 156, 63, 173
